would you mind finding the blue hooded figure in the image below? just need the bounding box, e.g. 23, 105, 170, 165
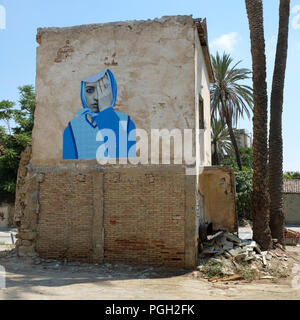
63, 69, 136, 160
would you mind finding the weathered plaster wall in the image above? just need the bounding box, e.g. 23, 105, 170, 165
198, 167, 237, 233
32, 16, 197, 166
284, 194, 300, 225
193, 29, 211, 237
194, 28, 212, 169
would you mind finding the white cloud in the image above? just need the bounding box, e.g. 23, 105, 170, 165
210, 32, 239, 53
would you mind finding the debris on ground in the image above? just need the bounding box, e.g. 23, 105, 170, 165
0, 246, 17, 258
285, 228, 300, 246
196, 230, 291, 282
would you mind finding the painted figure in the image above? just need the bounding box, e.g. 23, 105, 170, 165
63, 69, 136, 160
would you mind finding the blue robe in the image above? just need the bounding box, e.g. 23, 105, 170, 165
63, 69, 136, 160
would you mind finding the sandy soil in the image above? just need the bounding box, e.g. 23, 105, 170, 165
0, 245, 300, 300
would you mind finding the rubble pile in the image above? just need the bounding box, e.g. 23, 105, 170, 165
197, 231, 290, 281
200, 231, 263, 262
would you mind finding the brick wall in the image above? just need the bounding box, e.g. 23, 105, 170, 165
28, 166, 189, 268
36, 171, 99, 262
103, 169, 186, 267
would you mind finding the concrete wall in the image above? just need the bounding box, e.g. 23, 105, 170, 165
284, 194, 300, 225
32, 16, 200, 166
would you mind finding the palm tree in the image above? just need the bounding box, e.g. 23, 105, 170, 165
245, 0, 272, 250
269, 0, 291, 244
211, 119, 232, 165
210, 52, 253, 171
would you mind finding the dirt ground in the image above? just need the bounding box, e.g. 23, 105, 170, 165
0, 244, 300, 300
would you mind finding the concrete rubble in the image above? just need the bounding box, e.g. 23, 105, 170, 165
200, 231, 262, 262
197, 230, 291, 281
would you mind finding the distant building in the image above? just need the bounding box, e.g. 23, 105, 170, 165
234, 129, 252, 149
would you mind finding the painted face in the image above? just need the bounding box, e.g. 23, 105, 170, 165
84, 74, 113, 113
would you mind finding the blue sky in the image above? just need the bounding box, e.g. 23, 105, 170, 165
0, 0, 299, 170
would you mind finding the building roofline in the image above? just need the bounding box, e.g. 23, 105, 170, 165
194, 18, 215, 83
37, 15, 194, 35
36, 14, 216, 84
283, 179, 300, 194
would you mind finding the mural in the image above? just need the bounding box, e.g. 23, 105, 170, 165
63, 69, 136, 160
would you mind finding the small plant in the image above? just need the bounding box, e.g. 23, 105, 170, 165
238, 263, 259, 281
202, 260, 225, 278
268, 262, 289, 280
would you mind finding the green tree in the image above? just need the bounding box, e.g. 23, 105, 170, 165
210, 52, 253, 171
211, 119, 232, 165
222, 147, 253, 171
283, 172, 300, 179
235, 170, 253, 220
221, 148, 253, 221
13, 85, 35, 135
0, 85, 35, 200
0, 100, 15, 135
0, 133, 20, 195
221, 148, 253, 219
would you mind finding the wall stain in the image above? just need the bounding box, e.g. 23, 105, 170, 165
55, 40, 74, 63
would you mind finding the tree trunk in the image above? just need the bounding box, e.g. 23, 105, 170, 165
212, 140, 219, 165
220, 99, 242, 170
245, 0, 272, 250
269, 0, 290, 244
226, 118, 242, 170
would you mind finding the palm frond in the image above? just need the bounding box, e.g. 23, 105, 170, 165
210, 52, 253, 127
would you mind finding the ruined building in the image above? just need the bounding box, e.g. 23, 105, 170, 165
15, 16, 237, 269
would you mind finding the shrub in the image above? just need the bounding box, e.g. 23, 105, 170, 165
234, 170, 253, 220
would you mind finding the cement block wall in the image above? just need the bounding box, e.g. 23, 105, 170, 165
284, 194, 300, 225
